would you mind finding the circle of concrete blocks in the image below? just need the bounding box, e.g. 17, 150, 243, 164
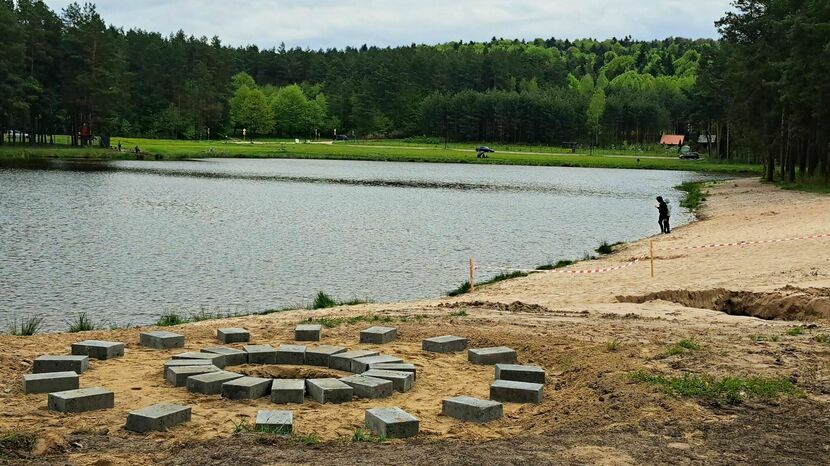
351, 354, 402, 374
294, 324, 321, 341
48, 387, 114, 413
221, 376, 271, 400
340, 374, 394, 399
361, 369, 414, 392
23, 371, 79, 394
255, 410, 292, 434
467, 346, 517, 365
489, 380, 543, 404
305, 378, 353, 404
442, 395, 503, 423
217, 328, 250, 344
172, 351, 228, 369
305, 345, 346, 367
275, 344, 306, 365
494, 364, 545, 384
422, 335, 468, 353
186, 371, 243, 395
126, 403, 191, 433
71, 340, 124, 360
163, 359, 214, 379
244, 344, 277, 365
166, 365, 221, 387
359, 326, 397, 344
364, 407, 419, 439
368, 362, 416, 380
33, 355, 89, 374
270, 379, 305, 404
139, 331, 185, 349
201, 347, 248, 366
329, 350, 379, 372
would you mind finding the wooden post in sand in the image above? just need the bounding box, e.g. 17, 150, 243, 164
649, 240, 655, 277
469, 257, 475, 291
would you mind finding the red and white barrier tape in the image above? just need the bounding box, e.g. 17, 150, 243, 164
661, 232, 830, 251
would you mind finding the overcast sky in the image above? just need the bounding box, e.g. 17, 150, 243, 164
43, 0, 731, 50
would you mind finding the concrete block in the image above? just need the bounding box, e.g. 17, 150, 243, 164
23, 371, 79, 394
340, 374, 393, 399
221, 376, 271, 400
365, 407, 419, 438
255, 410, 292, 434
33, 355, 88, 374
201, 347, 247, 366
329, 350, 379, 372
350, 355, 403, 374
71, 340, 124, 360
442, 396, 503, 423
126, 403, 191, 433
270, 379, 305, 404
166, 365, 220, 387
172, 351, 227, 369
306, 378, 353, 404
163, 359, 213, 379
48, 387, 114, 413
244, 345, 277, 365
305, 345, 346, 367
217, 327, 250, 344
495, 364, 545, 384
368, 363, 417, 380
294, 324, 321, 341
276, 344, 306, 365
422, 335, 468, 353
362, 369, 414, 392
468, 346, 517, 365
489, 380, 543, 404
186, 370, 243, 395
359, 326, 397, 344
139, 331, 184, 349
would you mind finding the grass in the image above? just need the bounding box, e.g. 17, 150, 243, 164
307, 314, 395, 329
7, 316, 44, 336
535, 259, 574, 270
447, 281, 472, 297
632, 371, 801, 406
0, 430, 38, 457
663, 339, 702, 357
812, 334, 830, 345
447, 270, 528, 296
448, 310, 468, 317
677, 181, 708, 211
232, 419, 251, 434
253, 425, 292, 435
786, 326, 804, 336
67, 312, 95, 332
296, 432, 321, 445
351, 428, 386, 443
606, 339, 621, 352
595, 241, 624, 255
310, 291, 369, 310
156, 312, 188, 327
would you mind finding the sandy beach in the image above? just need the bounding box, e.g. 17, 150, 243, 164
2, 178, 829, 465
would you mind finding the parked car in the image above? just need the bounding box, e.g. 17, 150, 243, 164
335, 134, 349, 141
475, 146, 494, 158
679, 151, 700, 160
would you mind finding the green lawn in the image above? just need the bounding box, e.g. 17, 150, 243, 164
0, 137, 762, 174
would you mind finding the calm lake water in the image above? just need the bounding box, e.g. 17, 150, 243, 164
0, 158, 714, 330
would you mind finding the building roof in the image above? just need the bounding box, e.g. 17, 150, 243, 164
660, 134, 685, 145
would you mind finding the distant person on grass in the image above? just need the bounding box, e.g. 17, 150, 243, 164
656, 196, 671, 234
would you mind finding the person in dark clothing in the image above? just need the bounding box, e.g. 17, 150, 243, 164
656, 196, 670, 233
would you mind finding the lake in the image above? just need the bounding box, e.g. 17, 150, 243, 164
0, 158, 714, 330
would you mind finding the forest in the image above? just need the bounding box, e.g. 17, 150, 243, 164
0, 0, 828, 182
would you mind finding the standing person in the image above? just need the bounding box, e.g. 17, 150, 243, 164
656, 196, 670, 234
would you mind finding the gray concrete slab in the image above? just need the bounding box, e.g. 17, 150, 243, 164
275, 344, 306, 365
350, 355, 403, 374
166, 365, 220, 387
495, 364, 545, 384
163, 359, 213, 379
126, 403, 191, 433
23, 371, 79, 394
442, 395, 503, 423
468, 346, 518, 365
305, 378, 353, 404
489, 380, 543, 404
201, 347, 247, 366
305, 345, 346, 367
217, 327, 250, 344
361, 369, 414, 392
359, 326, 397, 344
365, 407, 419, 438
221, 376, 271, 400
270, 379, 305, 404
328, 350, 379, 371
244, 345, 277, 365
368, 363, 417, 380
171, 351, 227, 369
294, 324, 321, 341
422, 335, 469, 353
33, 355, 88, 374
139, 331, 184, 349
48, 387, 114, 413
71, 340, 124, 360
340, 374, 393, 399
186, 371, 243, 395
255, 410, 292, 434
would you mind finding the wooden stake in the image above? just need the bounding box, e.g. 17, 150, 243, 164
649, 240, 655, 278
469, 257, 475, 291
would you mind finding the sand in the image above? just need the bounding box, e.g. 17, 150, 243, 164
2, 178, 829, 465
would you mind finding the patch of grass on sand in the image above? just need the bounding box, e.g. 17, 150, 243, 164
0, 430, 38, 457
663, 339, 701, 357
306, 314, 395, 329
631, 371, 801, 406
156, 312, 188, 327
812, 334, 830, 345
786, 326, 805, 336
595, 241, 624, 255
677, 181, 708, 211
7, 316, 43, 336
448, 310, 468, 317
67, 312, 95, 332
351, 428, 386, 443
296, 433, 321, 445
447, 271, 528, 296
606, 339, 621, 352
310, 291, 369, 309
536, 259, 574, 271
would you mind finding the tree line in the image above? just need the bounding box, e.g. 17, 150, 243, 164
0, 1, 827, 182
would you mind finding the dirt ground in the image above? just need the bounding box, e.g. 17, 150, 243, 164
2, 178, 830, 465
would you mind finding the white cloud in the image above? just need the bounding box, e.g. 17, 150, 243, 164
43, 0, 730, 49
